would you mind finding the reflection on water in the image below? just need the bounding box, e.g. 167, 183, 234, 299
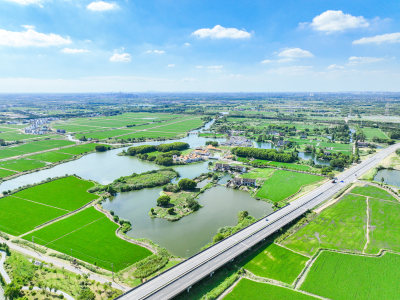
103, 185, 272, 257
374, 169, 400, 187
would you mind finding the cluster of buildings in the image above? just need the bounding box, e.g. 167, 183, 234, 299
214, 163, 247, 174
24, 118, 58, 135
172, 147, 211, 164
230, 177, 257, 187
221, 135, 253, 147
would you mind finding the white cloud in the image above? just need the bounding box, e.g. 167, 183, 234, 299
184, 42, 191, 47
192, 25, 251, 39
353, 32, 400, 45
4, 0, 42, 5
327, 64, 345, 70
61, 48, 89, 54
145, 49, 165, 55
196, 65, 223, 70
87, 1, 118, 11
109, 52, 131, 62
348, 56, 384, 64
261, 59, 273, 64
278, 48, 313, 58
0, 25, 71, 47
167, 64, 175, 68
310, 10, 369, 33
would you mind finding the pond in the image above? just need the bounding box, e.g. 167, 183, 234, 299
374, 169, 400, 188
102, 185, 272, 257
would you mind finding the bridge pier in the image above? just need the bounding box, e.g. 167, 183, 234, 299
210, 271, 214, 277
187, 286, 192, 293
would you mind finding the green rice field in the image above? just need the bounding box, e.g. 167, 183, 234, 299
0, 158, 47, 172
362, 127, 388, 140
350, 184, 396, 201
255, 170, 323, 203
282, 194, 367, 255
0, 176, 97, 236
225, 279, 317, 300
27, 151, 73, 163
0, 168, 17, 178
23, 207, 152, 271
243, 243, 309, 284
301, 251, 400, 300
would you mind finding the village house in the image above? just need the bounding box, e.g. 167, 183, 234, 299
214, 163, 247, 173
231, 177, 257, 187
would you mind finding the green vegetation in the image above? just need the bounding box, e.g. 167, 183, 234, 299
367, 198, 400, 254
350, 184, 396, 201
15, 176, 97, 211
283, 193, 367, 255
250, 159, 315, 172
0, 168, 16, 179
232, 147, 298, 163
301, 251, 400, 300
0, 176, 97, 235
243, 243, 309, 284
27, 151, 73, 163
256, 170, 323, 203
0, 158, 46, 172
225, 279, 317, 300
23, 207, 152, 271
4, 251, 121, 299
362, 127, 388, 140
59, 143, 109, 155
177, 178, 196, 190
104, 169, 178, 192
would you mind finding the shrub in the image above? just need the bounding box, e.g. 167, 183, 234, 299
157, 195, 170, 207
178, 178, 196, 191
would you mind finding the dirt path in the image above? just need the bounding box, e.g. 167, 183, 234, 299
363, 197, 371, 253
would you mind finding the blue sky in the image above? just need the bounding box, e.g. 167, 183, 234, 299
0, 0, 399, 92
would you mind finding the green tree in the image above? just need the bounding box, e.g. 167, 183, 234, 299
4, 282, 21, 300
157, 195, 170, 207
178, 178, 196, 190
78, 287, 95, 300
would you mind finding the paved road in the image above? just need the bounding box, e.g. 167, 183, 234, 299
119, 143, 400, 300
0, 251, 11, 284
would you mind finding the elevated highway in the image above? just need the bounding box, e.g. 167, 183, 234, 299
118, 143, 400, 300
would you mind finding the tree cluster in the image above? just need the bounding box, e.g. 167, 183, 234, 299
232, 147, 298, 163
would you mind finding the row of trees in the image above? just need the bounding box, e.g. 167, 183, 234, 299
232, 147, 298, 163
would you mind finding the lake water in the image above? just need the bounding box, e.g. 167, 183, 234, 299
374, 169, 400, 188
102, 185, 272, 257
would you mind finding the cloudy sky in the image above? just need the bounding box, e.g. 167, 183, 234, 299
0, 0, 399, 92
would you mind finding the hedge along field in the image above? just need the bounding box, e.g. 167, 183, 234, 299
301, 251, 400, 300
0, 158, 46, 172
367, 198, 400, 254
0, 196, 67, 236
225, 278, 318, 300
256, 170, 323, 203
15, 176, 97, 211
27, 151, 74, 163
282, 194, 367, 256
23, 207, 152, 271
350, 184, 396, 202
243, 243, 309, 284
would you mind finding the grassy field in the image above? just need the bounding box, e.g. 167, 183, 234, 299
282, 194, 367, 255
251, 159, 315, 172
225, 279, 317, 300
255, 170, 323, 203
301, 251, 400, 300
59, 143, 106, 155
0, 168, 16, 178
0, 176, 97, 235
0, 158, 46, 172
15, 176, 97, 210
0, 196, 66, 235
367, 198, 400, 254
23, 207, 152, 271
350, 184, 396, 201
243, 243, 309, 284
362, 127, 388, 140
0, 139, 74, 160
241, 168, 275, 180
27, 151, 73, 163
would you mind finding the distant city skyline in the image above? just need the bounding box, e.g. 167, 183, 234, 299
0, 0, 399, 92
